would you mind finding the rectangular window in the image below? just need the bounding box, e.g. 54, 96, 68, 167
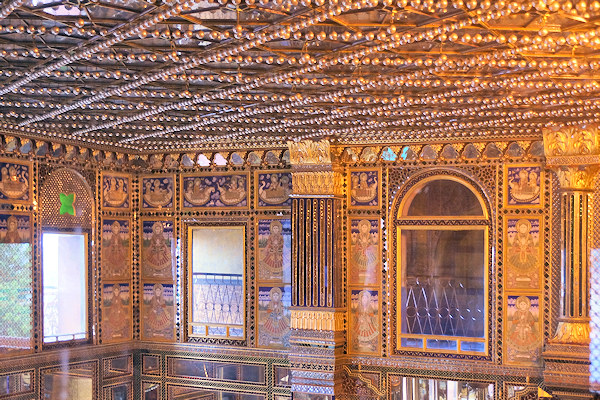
42, 233, 87, 343
398, 227, 487, 354
188, 226, 245, 339
0, 241, 32, 352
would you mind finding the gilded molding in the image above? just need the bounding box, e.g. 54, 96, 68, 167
543, 125, 600, 190
552, 165, 600, 191
292, 170, 343, 196
290, 309, 345, 331
288, 140, 332, 166
550, 320, 591, 345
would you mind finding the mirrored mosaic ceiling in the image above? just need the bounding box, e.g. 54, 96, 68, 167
0, 0, 598, 152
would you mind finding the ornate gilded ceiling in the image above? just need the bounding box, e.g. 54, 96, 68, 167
0, 0, 598, 152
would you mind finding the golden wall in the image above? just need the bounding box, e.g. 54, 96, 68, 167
0, 137, 593, 400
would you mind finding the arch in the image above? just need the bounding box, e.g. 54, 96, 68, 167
398, 176, 486, 219
392, 169, 491, 221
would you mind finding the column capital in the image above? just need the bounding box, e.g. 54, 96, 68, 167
288, 139, 334, 166
287, 140, 343, 197
551, 319, 591, 345
543, 124, 600, 190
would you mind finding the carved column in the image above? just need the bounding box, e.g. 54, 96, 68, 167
542, 124, 600, 390
287, 140, 346, 400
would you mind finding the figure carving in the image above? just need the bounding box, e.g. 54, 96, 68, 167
184, 178, 215, 206
350, 220, 378, 284
104, 177, 128, 207
350, 173, 377, 203
0, 165, 28, 200
260, 287, 290, 346
103, 285, 129, 340
258, 174, 291, 205
144, 283, 173, 339
143, 222, 172, 279
144, 178, 172, 208
507, 296, 540, 362
217, 175, 246, 206
2, 215, 23, 243
103, 221, 129, 279
260, 220, 285, 280
352, 290, 378, 352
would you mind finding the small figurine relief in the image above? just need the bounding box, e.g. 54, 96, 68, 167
0, 214, 30, 243
103, 284, 130, 341
0, 161, 29, 202
142, 177, 173, 209
258, 219, 291, 282
102, 174, 130, 209
218, 175, 246, 206
182, 175, 247, 208
506, 295, 541, 364
183, 177, 215, 206
258, 286, 291, 348
349, 170, 379, 207
506, 166, 542, 207
505, 218, 541, 289
143, 283, 174, 340
350, 290, 379, 353
142, 220, 173, 280
349, 219, 379, 285
102, 219, 130, 280
257, 173, 292, 207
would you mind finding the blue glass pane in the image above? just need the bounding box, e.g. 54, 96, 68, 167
400, 338, 423, 348
229, 328, 244, 337
426, 339, 457, 350
461, 341, 486, 352
208, 326, 227, 336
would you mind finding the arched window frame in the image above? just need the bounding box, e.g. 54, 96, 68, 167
392, 171, 492, 358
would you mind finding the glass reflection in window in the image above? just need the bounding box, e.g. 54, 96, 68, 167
189, 226, 245, 338
42, 233, 87, 343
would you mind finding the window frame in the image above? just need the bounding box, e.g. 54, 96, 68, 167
41, 229, 91, 348
186, 223, 247, 342
393, 173, 491, 358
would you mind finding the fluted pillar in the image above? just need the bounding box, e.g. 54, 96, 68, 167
287, 140, 345, 400
542, 124, 600, 390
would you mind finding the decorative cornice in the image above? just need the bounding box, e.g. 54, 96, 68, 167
543, 125, 600, 190
290, 309, 345, 331
291, 170, 343, 197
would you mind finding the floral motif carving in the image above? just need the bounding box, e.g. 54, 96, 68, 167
543, 125, 600, 190
551, 320, 590, 345
543, 125, 599, 158
553, 165, 600, 191
288, 140, 332, 165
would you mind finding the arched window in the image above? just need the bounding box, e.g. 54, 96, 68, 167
395, 175, 489, 355
40, 168, 94, 346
